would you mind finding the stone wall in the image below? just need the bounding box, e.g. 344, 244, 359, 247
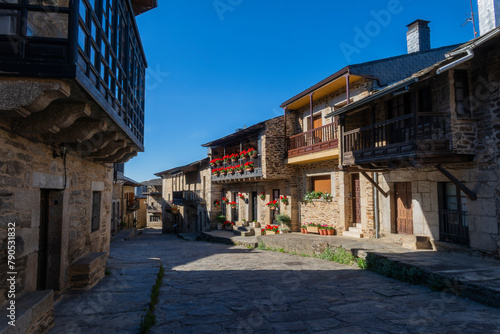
262, 116, 295, 180
0, 126, 112, 304
378, 162, 499, 254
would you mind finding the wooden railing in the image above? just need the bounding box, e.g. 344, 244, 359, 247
343, 113, 449, 164
288, 122, 338, 158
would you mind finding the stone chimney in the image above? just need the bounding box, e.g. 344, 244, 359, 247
406, 20, 431, 54
478, 0, 500, 35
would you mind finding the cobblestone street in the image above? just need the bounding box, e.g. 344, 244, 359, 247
69, 229, 500, 334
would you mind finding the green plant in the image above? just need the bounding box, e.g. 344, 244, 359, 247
215, 215, 226, 223
258, 242, 266, 250
259, 192, 266, 200
140, 312, 156, 334
303, 191, 323, 203
140, 265, 164, 334
276, 214, 291, 226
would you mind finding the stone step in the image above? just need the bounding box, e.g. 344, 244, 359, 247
343, 230, 364, 238
348, 227, 363, 234
355, 223, 362, 229
233, 226, 255, 237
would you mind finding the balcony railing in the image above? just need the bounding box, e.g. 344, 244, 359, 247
343, 113, 449, 165
288, 122, 338, 158
211, 155, 262, 181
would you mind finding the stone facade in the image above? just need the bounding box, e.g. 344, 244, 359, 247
158, 159, 218, 233
0, 126, 112, 304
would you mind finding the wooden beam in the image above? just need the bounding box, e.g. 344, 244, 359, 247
360, 171, 389, 198
436, 165, 477, 201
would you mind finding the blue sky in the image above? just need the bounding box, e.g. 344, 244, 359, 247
127, 0, 479, 182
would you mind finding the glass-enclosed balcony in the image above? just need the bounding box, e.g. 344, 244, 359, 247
0, 0, 149, 147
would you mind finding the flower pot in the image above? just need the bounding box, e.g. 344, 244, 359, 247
251, 153, 258, 158
225, 225, 233, 231
245, 168, 254, 172
265, 230, 276, 235
252, 222, 260, 228
231, 158, 237, 162
269, 206, 276, 210
321, 229, 327, 235
307, 226, 319, 234
328, 229, 334, 235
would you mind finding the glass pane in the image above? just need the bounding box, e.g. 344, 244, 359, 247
0, 9, 18, 35
29, 0, 69, 7
27, 11, 68, 38
0, 0, 19, 3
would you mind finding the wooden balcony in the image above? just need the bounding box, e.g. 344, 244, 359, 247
211, 156, 263, 182
343, 113, 459, 167
287, 123, 339, 163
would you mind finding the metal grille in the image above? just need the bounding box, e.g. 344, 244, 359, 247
439, 209, 469, 245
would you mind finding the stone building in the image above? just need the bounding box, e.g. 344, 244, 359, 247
0, 0, 156, 332
156, 158, 215, 233
280, 20, 459, 237
202, 116, 299, 231
328, 26, 500, 256
140, 178, 163, 228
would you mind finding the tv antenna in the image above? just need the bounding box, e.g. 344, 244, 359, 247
462, 0, 478, 38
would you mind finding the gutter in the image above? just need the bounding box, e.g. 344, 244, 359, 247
436, 27, 500, 75
436, 49, 474, 75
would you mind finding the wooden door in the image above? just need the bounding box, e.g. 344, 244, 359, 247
395, 182, 413, 234
251, 191, 257, 222
313, 114, 323, 142
351, 174, 361, 226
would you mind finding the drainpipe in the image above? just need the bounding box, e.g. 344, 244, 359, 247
374, 172, 379, 239
283, 107, 287, 155
436, 49, 474, 75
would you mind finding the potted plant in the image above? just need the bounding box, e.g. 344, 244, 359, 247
239, 149, 248, 160
321, 192, 333, 202
228, 166, 235, 175
247, 147, 257, 158
266, 200, 279, 210
229, 201, 237, 208
278, 226, 290, 234
210, 159, 218, 167
252, 220, 260, 228
212, 168, 220, 176
220, 168, 227, 176
244, 161, 254, 171
259, 192, 266, 201
216, 158, 222, 166
301, 224, 308, 234
230, 153, 239, 162
223, 155, 231, 164
238, 193, 245, 200
276, 214, 291, 229
319, 224, 328, 235
235, 164, 244, 174
263, 224, 278, 235
213, 200, 220, 208
306, 222, 320, 234
222, 197, 229, 204
280, 195, 289, 205
171, 203, 179, 214
242, 219, 248, 227
215, 215, 226, 230
326, 225, 335, 235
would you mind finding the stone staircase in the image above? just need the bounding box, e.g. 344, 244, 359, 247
342, 223, 363, 238
232, 223, 255, 237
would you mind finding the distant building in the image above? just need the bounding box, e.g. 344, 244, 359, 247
156, 158, 216, 233
140, 178, 163, 228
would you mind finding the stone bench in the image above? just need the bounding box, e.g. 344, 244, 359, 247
69, 252, 107, 289
0, 290, 54, 334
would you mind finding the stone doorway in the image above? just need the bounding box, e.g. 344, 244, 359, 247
38, 189, 63, 291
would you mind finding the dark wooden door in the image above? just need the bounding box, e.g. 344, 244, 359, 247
232, 192, 238, 222
251, 191, 257, 222
351, 174, 361, 226
38, 190, 63, 291
395, 182, 413, 234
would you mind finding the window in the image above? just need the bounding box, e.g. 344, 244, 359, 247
0, 9, 18, 35
438, 182, 469, 245
454, 70, 470, 117
149, 215, 160, 222
91, 191, 101, 232
387, 94, 410, 119
311, 175, 331, 194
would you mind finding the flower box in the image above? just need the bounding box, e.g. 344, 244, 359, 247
307, 226, 319, 234
265, 230, 276, 235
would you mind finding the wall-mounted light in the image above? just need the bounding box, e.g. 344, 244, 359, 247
53, 144, 68, 158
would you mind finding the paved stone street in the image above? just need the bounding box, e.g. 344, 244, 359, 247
50, 229, 500, 334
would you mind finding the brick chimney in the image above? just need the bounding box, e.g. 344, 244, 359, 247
406, 20, 431, 54
478, 0, 500, 35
